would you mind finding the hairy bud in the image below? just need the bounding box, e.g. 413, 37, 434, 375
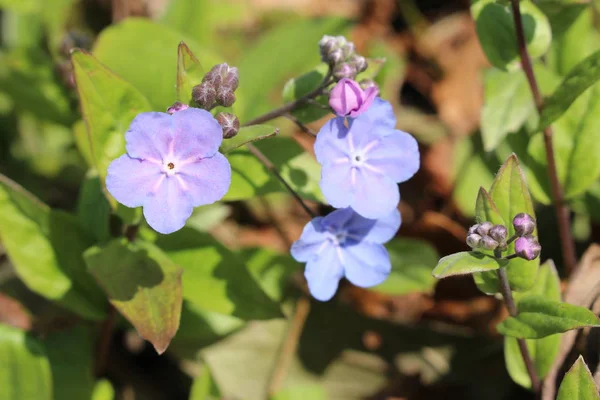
333, 63, 356, 81
192, 82, 217, 109
515, 235, 541, 261
216, 87, 236, 107
466, 233, 482, 249
216, 112, 240, 139
513, 213, 536, 236
481, 235, 499, 251
489, 224, 508, 244
476, 221, 494, 236
348, 54, 367, 73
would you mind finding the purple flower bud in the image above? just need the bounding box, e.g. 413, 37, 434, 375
513, 213, 536, 236
329, 78, 378, 118
515, 235, 541, 261
166, 102, 189, 114
319, 35, 338, 59
348, 54, 368, 73
481, 235, 499, 251
223, 67, 239, 92
341, 42, 356, 59
327, 48, 344, 66
466, 233, 482, 249
333, 63, 357, 81
468, 224, 480, 235
192, 82, 217, 109
489, 224, 508, 244
476, 221, 493, 236
216, 112, 240, 139
216, 86, 236, 107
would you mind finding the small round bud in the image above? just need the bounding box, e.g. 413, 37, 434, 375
192, 82, 216, 109
481, 235, 499, 251
202, 68, 222, 88
489, 224, 508, 244
513, 213, 536, 236
327, 48, 344, 66
223, 67, 239, 92
216, 112, 240, 139
466, 233, 482, 249
515, 235, 541, 261
166, 102, 189, 114
319, 35, 338, 59
333, 63, 356, 81
216, 86, 236, 107
468, 224, 480, 235
348, 54, 368, 73
476, 221, 494, 236
341, 42, 356, 59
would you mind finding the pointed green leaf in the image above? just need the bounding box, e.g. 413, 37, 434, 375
71, 49, 152, 181
540, 49, 600, 129
505, 261, 562, 388
0, 174, 107, 320
0, 325, 52, 400
282, 64, 330, 124
190, 365, 221, 400
488, 154, 539, 291
85, 239, 184, 354
557, 356, 600, 400
176, 41, 204, 105
497, 295, 600, 339
156, 227, 282, 320
432, 251, 505, 279
220, 125, 279, 154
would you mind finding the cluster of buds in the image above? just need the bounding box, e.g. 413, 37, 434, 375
192, 63, 239, 109
466, 213, 540, 261
318, 35, 368, 81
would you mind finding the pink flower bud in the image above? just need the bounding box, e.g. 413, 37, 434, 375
515, 235, 541, 261
328, 78, 379, 118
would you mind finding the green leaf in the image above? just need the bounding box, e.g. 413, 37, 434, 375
432, 252, 505, 279
244, 248, 302, 302
557, 356, 600, 400
85, 239, 184, 354
488, 154, 539, 291
156, 227, 282, 320
537, 1, 588, 39
282, 64, 331, 124
472, 0, 552, 71
271, 384, 327, 400
0, 174, 107, 320
540, 49, 600, 129
0, 325, 52, 400
373, 238, 438, 295
189, 365, 221, 400
176, 41, 204, 105
497, 295, 600, 339
91, 380, 115, 400
93, 18, 221, 111
505, 261, 562, 388
220, 125, 279, 154
76, 172, 111, 243
71, 49, 152, 182
45, 326, 94, 400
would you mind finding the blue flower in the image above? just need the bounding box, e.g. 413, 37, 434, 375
106, 108, 231, 234
314, 99, 419, 219
291, 207, 400, 301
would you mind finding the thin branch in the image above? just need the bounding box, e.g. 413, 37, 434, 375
284, 113, 317, 137
497, 266, 541, 393
95, 305, 117, 377
510, 0, 577, 275
267, 297, 311, 397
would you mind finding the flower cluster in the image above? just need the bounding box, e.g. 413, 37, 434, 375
466, 213, 540, 261
292, 38, 421, 301
319, 35, 368, 81
192, 63, 239, 109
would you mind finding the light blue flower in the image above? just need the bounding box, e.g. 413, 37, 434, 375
106, 108, 231, 234
314, 99, 419, 219
291, 207, 400, 301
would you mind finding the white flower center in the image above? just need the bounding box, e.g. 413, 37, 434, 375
163, 161, 178, 176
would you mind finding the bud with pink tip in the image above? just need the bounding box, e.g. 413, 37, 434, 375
329, 78, 379, 118
515, 235, 541, 261
513, 213, 536, 236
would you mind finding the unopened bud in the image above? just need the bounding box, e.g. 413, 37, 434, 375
468, 224, 480, 235
515, 235, 541, 261
333, 63, 356, 81
466, 233, 482, 249
192, 82, 216, 109
216, 87, 236, 107
166, 102, 189, 114
319, 35, 338, 59
513, 213, 536, 236
341, 42, 356, 59
223, 67, 239, 92
489, 225, 508, 244
327, 48, 344, 66
348, 54, 367, 73
476, 221, 493, 236
216, 112, 240, 139
481, 235, 499, 251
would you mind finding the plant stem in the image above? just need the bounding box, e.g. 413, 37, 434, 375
95, 305, 117, 377
509, 0, 577, 275
496, 266, 541, 393
284, 113, 317, 137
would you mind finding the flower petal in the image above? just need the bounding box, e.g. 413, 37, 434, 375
352, 97, 396, 131
346, 208, 401, 244
177, 153, 232, 207
314, 117, 347, 165
291, 217, 329, 262
125, 112, 174, 161
320, 162, 354, 209
350, 167, 399, 219
172, 108, 223, 161
304, 244, 344, 301
366, 130, 420, 183
343, 243, 391, 288
106, 154, 162, 208
143, 176, 193, 234
349, 86, 378, 118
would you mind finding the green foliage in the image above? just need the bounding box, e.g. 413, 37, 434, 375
374, 238, 438, 295
220, 125, 279, 154
282, 64, 330, 123
177, 41, 205, 105
504, 261, 561, 388
85, 239, 184, 354
557, 356, 600, 400
432, 252, 505, 279
189, 365, 221, 400
0, 324, 52, 400
91, 380, 115, 400
271, 385, 327, 400
497, 295, 600, 339
244, 248, 301, 302
472, 0, 551, 71
76, 172, 111, 243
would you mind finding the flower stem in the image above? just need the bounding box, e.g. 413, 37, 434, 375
495, 260, 541, 392
509, 0, 577, 275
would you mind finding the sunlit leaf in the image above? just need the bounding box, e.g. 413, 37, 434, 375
556, 356, 600, 400
432, 252, 505, 279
